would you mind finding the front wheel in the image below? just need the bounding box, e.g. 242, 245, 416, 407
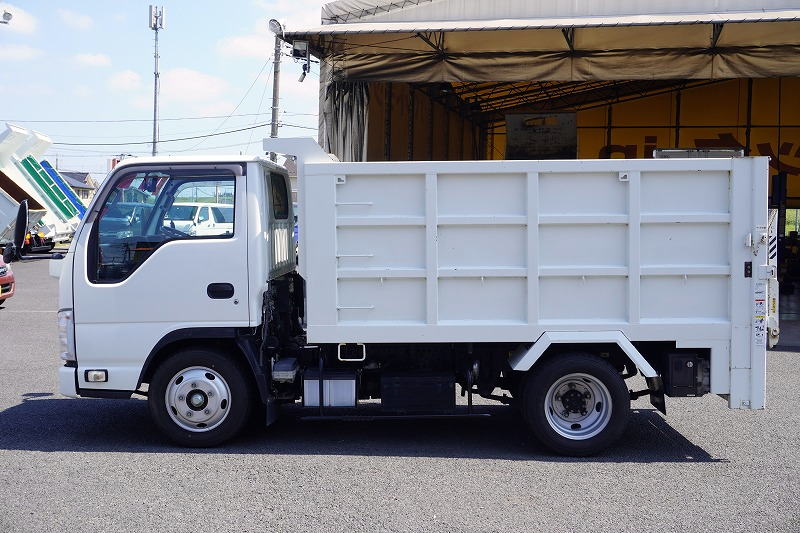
521, 353, 630, 456
148, 348, 254, 447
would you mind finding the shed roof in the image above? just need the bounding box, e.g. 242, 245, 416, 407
60, 172, 95, 190
318, 0, 800, 24
298, 9, 800, 34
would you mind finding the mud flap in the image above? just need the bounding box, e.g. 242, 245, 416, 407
265, 396, 279, 427
647, 376, 666, 415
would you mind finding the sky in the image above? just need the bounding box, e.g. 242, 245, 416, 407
0, 0, 326, 180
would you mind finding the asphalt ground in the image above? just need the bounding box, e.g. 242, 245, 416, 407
0, 255, 798, 533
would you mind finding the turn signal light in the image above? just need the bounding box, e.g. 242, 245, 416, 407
85, 370, 108, 382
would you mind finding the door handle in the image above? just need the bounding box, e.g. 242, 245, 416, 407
207, 283, 234, 299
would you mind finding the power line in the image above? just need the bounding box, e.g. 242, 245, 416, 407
187, 59, 272, 151
247, 57, 275, 151
50, 121, 317, 146
1, 110, 317, 124
50, 141, 249, 158
28, 111, 319, 140
53, 121, 272, 146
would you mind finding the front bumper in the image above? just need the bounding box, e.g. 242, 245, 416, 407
59, 365, 79, 398
0, 274, 14, 301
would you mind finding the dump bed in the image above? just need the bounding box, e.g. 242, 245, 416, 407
294, 152, 773, 406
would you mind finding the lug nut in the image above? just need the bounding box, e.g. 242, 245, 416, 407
207, 391, 213, 397
186, 411, 193, 417
562, 409, 570, 417
190, 383, 197, 388
568, 383, 575, 389
584, 392, 591, 398
204, 409, 210, 415
178, 395, 184, 401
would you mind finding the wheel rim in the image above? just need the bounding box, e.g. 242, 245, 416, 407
543, 372, 612, 440
164, 366, 231, 432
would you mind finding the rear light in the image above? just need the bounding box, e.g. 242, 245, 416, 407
57, 309, 76, 362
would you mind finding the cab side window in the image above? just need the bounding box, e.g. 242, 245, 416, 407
91, 168, 236, 283
270, 172, 289, 220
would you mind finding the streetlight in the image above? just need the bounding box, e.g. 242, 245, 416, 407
1, 11, 13, 24
268, 19, 283, 161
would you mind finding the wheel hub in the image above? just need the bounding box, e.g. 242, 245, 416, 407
544, 373, 612, 440
165, 367, 231, 432
187, 390, 208, 410
560, 388, 587, 414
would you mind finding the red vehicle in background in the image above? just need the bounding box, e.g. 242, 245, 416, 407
0, 254, 15, 305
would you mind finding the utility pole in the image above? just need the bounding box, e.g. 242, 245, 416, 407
149, 6, 165, 156
268, 19, 283, 162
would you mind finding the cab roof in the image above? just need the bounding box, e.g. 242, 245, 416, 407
110, 154, 286, 173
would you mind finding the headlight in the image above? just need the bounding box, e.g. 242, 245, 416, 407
0, 265, 7, 276
57, 309, 76, 362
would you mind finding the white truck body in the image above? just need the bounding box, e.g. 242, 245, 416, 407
294, 143, 774, 410
51, 139, 776, 453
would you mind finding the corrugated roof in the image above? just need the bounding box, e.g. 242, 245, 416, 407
287, 9, 800, 36
60, 171, 95, 190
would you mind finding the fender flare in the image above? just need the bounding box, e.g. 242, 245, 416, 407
509, 330, 658, 378
137, 327, 271, 403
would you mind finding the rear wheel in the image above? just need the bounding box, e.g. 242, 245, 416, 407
148, 348, 254, 447
522, 352, 630, 456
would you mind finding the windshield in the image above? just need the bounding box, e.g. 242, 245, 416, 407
165, 205, 198, 221
212, 206, 234, 223
105, 204, 136, 219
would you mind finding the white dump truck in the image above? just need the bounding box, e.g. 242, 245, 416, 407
52, 138, 778, 455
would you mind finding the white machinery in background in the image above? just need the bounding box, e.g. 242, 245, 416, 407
0, 124, 79, 250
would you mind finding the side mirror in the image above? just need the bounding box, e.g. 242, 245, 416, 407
2, 243, 16, 264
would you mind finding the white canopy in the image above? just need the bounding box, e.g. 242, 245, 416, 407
304, 9, 800, 34
285, 1, 800, 82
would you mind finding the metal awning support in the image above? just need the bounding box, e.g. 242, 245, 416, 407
561, 28, 575, 51
712, 23, 725, 48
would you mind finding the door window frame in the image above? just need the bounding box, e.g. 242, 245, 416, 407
85, 162, 245, 285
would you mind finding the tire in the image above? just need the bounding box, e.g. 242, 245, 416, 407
148, 348, 255, 447
521, 352, 630, 456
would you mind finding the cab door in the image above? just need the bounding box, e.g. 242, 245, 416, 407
71, 163, 250, 392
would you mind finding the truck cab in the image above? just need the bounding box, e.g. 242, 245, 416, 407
56, 156, 294, 444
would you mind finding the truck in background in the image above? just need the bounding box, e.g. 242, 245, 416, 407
0, 124, 81, 251
51, 139, 778, 455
